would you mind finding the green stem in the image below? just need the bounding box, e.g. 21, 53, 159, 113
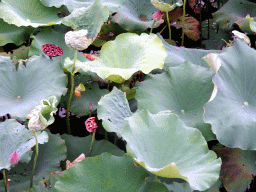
88, 132, 96, 157
2, 169, 8, 192
30, 131, 39, 188
153, 175, 158, 182
66, 50, 78, 134
150, 21, 156, 34
181, 0, 186, 46
165, 11, 171, 40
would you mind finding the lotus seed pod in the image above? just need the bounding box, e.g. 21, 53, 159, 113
41, 44, 63, 59
65, 29, 95, 51
85, 117, 98, 132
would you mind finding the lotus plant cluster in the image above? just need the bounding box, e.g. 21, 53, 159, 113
0, 0, 256, 192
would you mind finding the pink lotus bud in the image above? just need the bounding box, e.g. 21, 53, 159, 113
66, 153, 85, 169
73, 153, 85, 163
88, 103, 93, 110
153, 10, 162, 21
85, 117, 98, 132
9, 152, 19, 166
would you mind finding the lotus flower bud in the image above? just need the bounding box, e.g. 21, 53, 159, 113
153, 10, 163, 21
9, 152, 19, 166
65, 29, 95, 51
88, 103, 93, 110
85, 117, 98, 132
66, 153, 86, 169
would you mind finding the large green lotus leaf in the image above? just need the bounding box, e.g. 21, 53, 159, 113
0, 0, 63, 27
203, 39, 256, 150
29, 26, 88, 65
65, 33, 167, 83
0, 55, 67, 120
0, 130, 66, 192
40, 0, 125, 13
121, 110, 221, 191
157, 34, 222, 69
136, 61, 214, 127
0, 18, 34, 46
214, 147, 256, 192
0, 119, 48, 170
98, 87, 132, 135
62, 0, 109, 39
111, 0, 163, 32
61, 134, 124, 162
151, 0, 183, 12
52, 153, 149, 192
212, 0, 256, 34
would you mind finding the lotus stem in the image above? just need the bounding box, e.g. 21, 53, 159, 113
154, 175, 158, 182
66, 50, 78, 134
181, 0, 186, 46
150, 21, 156, 34
88, 132, 96, 157
2, 169, 8, 192
159, 25, 167, 35
166, 11, 171, 40
30, 131, 39, 188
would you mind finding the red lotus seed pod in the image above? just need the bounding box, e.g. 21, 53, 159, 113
41, 44, 64, 59
85, 117, 98, 132
9, 152, 19, 166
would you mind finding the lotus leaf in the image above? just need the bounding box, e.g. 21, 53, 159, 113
65, 33, 167, 83
0, 130, 66, 192
157, 34, 222, 69
213, 0, 256, 34
204, 39, 256, 150
0, 119, 48, 170
40, 0, 125, 13
0, 0, 63, 27
62, 0, 109, 39
98, 87, 132, 136
52, 153, 149, 192
0, 18, 34, 46
0, 55, 67, 120
214, 147, 256, 192
151, 0, 183, 12
136, 61, 214, 127
121, 110, 221, 191
111, 0, 164, 32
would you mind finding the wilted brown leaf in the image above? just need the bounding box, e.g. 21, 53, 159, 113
214, 147, 256, 192
176, 14, 200, 41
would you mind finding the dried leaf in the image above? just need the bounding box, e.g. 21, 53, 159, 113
176, 15, 200, 41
